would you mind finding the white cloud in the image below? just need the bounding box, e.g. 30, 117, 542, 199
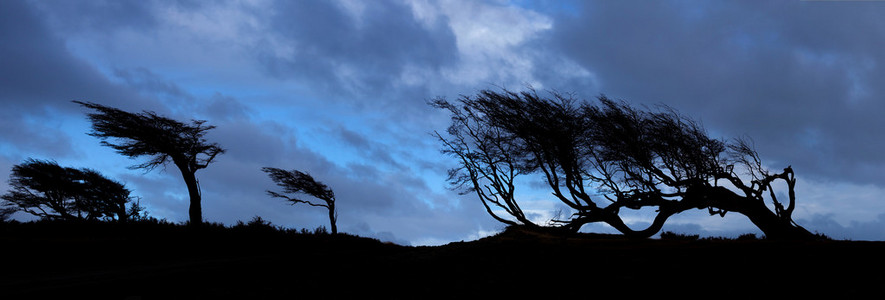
408, 0, 555, 87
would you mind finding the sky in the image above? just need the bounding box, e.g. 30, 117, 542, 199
2, 0, 885, 245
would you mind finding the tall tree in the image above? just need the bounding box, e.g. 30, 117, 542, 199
75, 101, 224, 226
1, 158, 139, 222
434, 88, 816, 240
262, 167, 337, 234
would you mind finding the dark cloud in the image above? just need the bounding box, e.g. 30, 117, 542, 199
550, 1, 885, 185
0, 0, 156, 163
113, 67, 195, 104
0, 0, 143, 111
257, 0, 458, 105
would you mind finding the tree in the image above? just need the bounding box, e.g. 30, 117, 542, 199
430, 98, 535, 228
75, 101, 224, 226
262, 167, 337, 234
433, 88, 817, 240
1, 158, 140, 222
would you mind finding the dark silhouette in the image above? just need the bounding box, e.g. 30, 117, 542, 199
262, 167, 338, 234
1, 158, 142, 222
75, 101, 224, 226
433, 88, 816, 239
431, 95, 529, 227
2, 218, 882, 298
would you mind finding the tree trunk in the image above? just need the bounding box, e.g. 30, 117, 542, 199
328, 203, 338, 235
605, 210, 676, 239
727, 196, 815, 239
570, 185, 818, 240
682, 186, 816, 240
177, 165, 202, 227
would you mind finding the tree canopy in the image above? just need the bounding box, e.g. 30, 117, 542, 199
433, 88, 816, 239
1, 158, 141, 222
75, 101, 223, 226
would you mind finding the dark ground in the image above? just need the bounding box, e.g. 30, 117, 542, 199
2, 221, 883, 299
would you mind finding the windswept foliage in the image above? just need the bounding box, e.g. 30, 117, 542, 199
430, 97, 530, 227
262, 167, 338, 234
433, 88, 815, 239
1, 158, 142, 222
75, 101, 223, 226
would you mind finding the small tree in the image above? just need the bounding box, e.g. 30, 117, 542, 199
75, 101, 224, 226
1, 158, 140, 222
262, 167, 337, 234
78, 168, 142, 222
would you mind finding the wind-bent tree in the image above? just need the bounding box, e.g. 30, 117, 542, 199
262, 167, 337, 234
1, 158, 140, 222
433, 88, 817, 240
431, 99, 533, 227
75, 101, 224, 226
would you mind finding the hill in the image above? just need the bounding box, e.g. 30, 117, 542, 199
1, 220, 883, 299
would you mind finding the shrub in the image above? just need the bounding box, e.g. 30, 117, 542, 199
736, 233, 759, 241
660, 231, 700, 241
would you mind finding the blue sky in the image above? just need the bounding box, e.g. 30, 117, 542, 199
2, 0, 885, 245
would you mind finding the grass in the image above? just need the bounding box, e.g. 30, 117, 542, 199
658, 231, 763, 241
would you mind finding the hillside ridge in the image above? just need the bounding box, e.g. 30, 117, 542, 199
2, 220, 883, 298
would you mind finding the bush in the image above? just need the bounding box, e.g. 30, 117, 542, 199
736, 233, 759, 241
660, 231, 700, 241
232, 216, 279, 234
301, 226, 329, 235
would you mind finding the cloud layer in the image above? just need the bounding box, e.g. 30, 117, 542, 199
2, 0, 884, 244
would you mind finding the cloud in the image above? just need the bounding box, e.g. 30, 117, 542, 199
0, 0, 157, 165
257, 0, 458, 103
3, 0, 885, 245
549, 1, 885, 187
800, 213, 885, 241
30, 0, 157, 33
0, 1, 145, 110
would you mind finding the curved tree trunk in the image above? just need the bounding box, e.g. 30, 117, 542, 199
568, 185, 817, 240
604, 210, 677, 239
694, 186, 815, 240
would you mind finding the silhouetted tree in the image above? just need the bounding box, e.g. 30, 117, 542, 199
433, 88, 816, 240
75, 101, 224, 226
1, 158, 140, 222
431, 98, 536, 228
262, 167, 337, 234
